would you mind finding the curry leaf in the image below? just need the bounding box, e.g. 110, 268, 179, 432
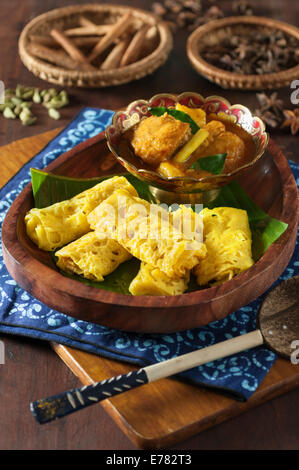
190, 153, 227, 174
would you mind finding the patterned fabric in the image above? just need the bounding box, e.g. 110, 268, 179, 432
0, 108, 298, 401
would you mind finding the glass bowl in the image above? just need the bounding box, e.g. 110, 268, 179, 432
106, 92, 269, 203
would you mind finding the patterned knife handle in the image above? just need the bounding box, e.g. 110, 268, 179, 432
30, 369, 148, 424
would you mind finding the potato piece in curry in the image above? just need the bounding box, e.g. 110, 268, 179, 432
193, 130, 246, 174
129, 113, 191, 166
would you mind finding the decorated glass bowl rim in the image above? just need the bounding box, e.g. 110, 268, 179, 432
106, 92, 269, 185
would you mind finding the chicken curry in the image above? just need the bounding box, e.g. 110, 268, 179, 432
124, 103, 256, 179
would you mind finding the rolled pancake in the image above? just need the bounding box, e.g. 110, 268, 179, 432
88, 189, 207, 279
56, 231, 131, 282
129, 261, 189, 296
172, 204, 203, 244
25, 176, 137, 251
194, 207, 254, 285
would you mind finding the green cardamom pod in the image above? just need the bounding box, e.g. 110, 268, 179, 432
19, 108, 33, 121
15, 84, 25, 98
22, 90, 34, 100
48, 108, 60, 120
42, 92, 52, 103
10, 97, 23, 106
20, 101, 32, 109
43, 98, 61, 109
21, 115, 37, 126
48, 88, 58, 97
14, 104, 22, 116
3, 107, 16, 119
33, 89, 41, 104
4, 88, 15, 96
0, 101, 15, 111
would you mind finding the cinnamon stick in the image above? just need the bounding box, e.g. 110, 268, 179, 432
64, 25, 112, 37
120, 24, 150, 67
29, 34, 102, 48
78, 16, 98, 28
27, 43, 89, 71
100, 37, 131, 70
50, 28, 96, 71
88, 12, 133, 62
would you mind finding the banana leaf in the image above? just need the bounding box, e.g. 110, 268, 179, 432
30, 169, 288, 293
31, 168, 156, 208
53, 256, 141, 295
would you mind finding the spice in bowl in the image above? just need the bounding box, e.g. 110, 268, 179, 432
26, 12, 159, 72
200, 28, 299, 75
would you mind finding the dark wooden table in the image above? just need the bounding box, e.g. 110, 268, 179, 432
0, 0, 298, 450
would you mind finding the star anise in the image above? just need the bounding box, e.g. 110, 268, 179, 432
254, 92, 287, 129
281, 109, 299, 135
151, 1, 226, 31
256, 92, 284, 118
152, 2, 168, 16
255, 109, 282, 129
188, 5, 224, 30
232, 0, 254, 16
234, 42, 255, 61
200, 27, 299, 75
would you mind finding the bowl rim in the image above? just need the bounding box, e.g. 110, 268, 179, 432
187, 15, 299, 86
106, 91, 269, 185
18, 3, 173, 80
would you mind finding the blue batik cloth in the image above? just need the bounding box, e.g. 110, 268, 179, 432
0, 108, 298, 401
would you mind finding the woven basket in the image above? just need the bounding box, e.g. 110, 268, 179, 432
18, 4, 173, 88
187, 16, 299, 90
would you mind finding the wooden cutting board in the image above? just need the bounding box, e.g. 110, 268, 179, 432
1, 130, 299, 450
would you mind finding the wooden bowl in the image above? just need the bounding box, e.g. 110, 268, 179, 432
187, 16, 299, 90
1, 132, 298, 333
18, 4, 173, 88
